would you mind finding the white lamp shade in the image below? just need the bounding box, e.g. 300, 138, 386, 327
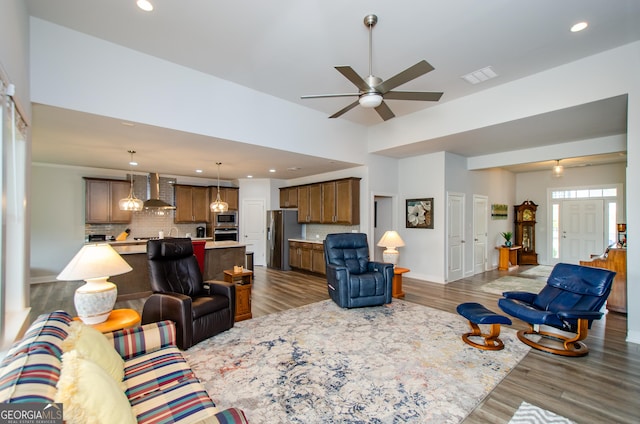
57, 243, 132, 324
359, 93, 383, 108
57, 243, 132, 281
377, 231, 405, 265
377, 231, 405, 248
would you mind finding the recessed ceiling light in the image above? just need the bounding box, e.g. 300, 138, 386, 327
247, 175, 253, 178
121, 122, 135, 127
269, 169, 276, 173
571, 22, 588, 32
461, 66, 498, 85
136, 0, 153, 12
195, 169, 203, 173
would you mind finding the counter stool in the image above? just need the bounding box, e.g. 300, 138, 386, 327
456, 302, 512, 351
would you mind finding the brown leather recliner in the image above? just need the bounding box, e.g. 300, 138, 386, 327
142, 238, 235, 350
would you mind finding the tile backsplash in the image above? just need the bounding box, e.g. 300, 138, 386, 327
305, 224, 360, 241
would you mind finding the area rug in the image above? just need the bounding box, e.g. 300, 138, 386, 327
508, 401, 576, 424
520, 265, 554, 278
480, 276, 546, 295
185, 299, 530, 423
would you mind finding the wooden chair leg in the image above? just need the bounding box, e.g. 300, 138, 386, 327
462, 321, 505, 351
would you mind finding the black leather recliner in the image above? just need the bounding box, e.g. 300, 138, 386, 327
324, 233, 393, 308
142, 238, 235, 350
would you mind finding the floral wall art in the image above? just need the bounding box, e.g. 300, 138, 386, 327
406, 198, 433, 229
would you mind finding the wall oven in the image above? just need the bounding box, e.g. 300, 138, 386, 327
214, 227, 238, 242
213, 211, 238, 228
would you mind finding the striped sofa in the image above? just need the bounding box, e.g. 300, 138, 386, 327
0, 311, 248, 423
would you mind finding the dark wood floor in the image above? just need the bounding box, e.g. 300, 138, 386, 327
29, 265, 639, 423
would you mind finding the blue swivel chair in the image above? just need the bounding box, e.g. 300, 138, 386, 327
498, 263, 615, 356
324, 233, 393, 308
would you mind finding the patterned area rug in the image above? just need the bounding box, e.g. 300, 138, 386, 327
508, 401, 576, 423
520, 265, 554, 278
185, 299, 530, 423
481, 276, 546, 295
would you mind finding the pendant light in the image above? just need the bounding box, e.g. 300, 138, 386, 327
210, 162, 229, 213
119, 150, 144, 211
552, 159, 564, 178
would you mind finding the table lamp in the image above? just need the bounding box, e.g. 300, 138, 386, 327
377, 230, 405, 265
57, 243, 132, 324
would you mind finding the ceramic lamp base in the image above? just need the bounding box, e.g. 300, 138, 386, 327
74, 279, 118, 325
382, 249, 399, 265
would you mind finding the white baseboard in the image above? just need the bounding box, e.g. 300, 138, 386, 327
30, 275, 58, 284
626, 330, 640, 345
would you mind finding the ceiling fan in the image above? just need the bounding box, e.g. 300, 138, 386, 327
301, 14, 443, 121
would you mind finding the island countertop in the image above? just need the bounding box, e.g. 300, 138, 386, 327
112, 240, 246, 255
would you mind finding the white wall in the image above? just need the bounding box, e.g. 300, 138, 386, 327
397, 152, 446, 282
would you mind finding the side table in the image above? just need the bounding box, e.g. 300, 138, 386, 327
393, 267, 410, 299
73, 308, 141, 333
223, 269, 253, 322
495, 245, 522, 271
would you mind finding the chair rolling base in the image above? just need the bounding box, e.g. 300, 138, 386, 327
517, 319, 590, 357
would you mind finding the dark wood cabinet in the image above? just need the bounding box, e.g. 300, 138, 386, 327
289, 241, 325, 275
279, 187, 298, 208
293, 178, 360, 225
514, 200, 538, 265
175, 185, 209, 223
85, 178, 132, 224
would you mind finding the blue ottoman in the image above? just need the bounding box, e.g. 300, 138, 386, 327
456, 302, 512, 350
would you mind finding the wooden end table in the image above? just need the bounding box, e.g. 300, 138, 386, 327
74, 308, 141, 333
495, 245, 522, 271
393, 267, 410, 299
223, 269, 253, 322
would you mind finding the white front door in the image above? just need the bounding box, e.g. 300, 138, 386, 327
560, 199, 604, 264
473, 195, 489, 274
241, 199, 265, 266
447, 192, 465, 282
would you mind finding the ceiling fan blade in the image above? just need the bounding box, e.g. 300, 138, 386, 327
384, 91, 443, 102
374, 101, 395, 121
329, 100, 360, 119
335, 66, 370, 92
301, 93, 360, 99
376, 60, 435, 94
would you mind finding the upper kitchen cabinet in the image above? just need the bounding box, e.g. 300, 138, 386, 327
85, 178, 132, 224
174, 184, 210, 223
298, 184, 322, 223
279, 187, 298, 208
332, 178, 360, 225
209, 187, 239, 211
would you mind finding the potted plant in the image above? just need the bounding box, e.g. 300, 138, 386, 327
501, 231, 513, 247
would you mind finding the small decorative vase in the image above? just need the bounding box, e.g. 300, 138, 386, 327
504, 241, 512, 247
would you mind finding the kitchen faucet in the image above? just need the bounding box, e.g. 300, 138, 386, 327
168, 227, 179, 237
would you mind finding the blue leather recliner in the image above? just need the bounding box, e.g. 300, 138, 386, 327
323, 233, 394, 308
498, 262, 616, 356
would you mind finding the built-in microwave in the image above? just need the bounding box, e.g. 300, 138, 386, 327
213, 211, 237, 228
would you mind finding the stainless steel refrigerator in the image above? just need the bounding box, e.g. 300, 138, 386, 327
266, 210, 302, 270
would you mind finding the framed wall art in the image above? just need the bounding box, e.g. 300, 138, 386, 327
406, 198, 433, 229
491, 204, 508, 220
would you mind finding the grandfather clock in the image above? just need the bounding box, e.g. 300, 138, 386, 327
514, 200, 538, 265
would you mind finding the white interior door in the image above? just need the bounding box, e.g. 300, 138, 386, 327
241, 199, 265, 266
560, 199, 604, 264
473, 195, 488, 274
447, 193, 464, 282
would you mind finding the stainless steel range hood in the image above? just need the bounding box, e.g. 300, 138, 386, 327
143, 173, 176, 210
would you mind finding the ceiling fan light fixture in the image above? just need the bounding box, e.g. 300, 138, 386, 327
136, 0, 153, 12
359, 93, 383, 108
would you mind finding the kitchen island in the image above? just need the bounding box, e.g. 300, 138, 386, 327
110, 240, 246, 300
